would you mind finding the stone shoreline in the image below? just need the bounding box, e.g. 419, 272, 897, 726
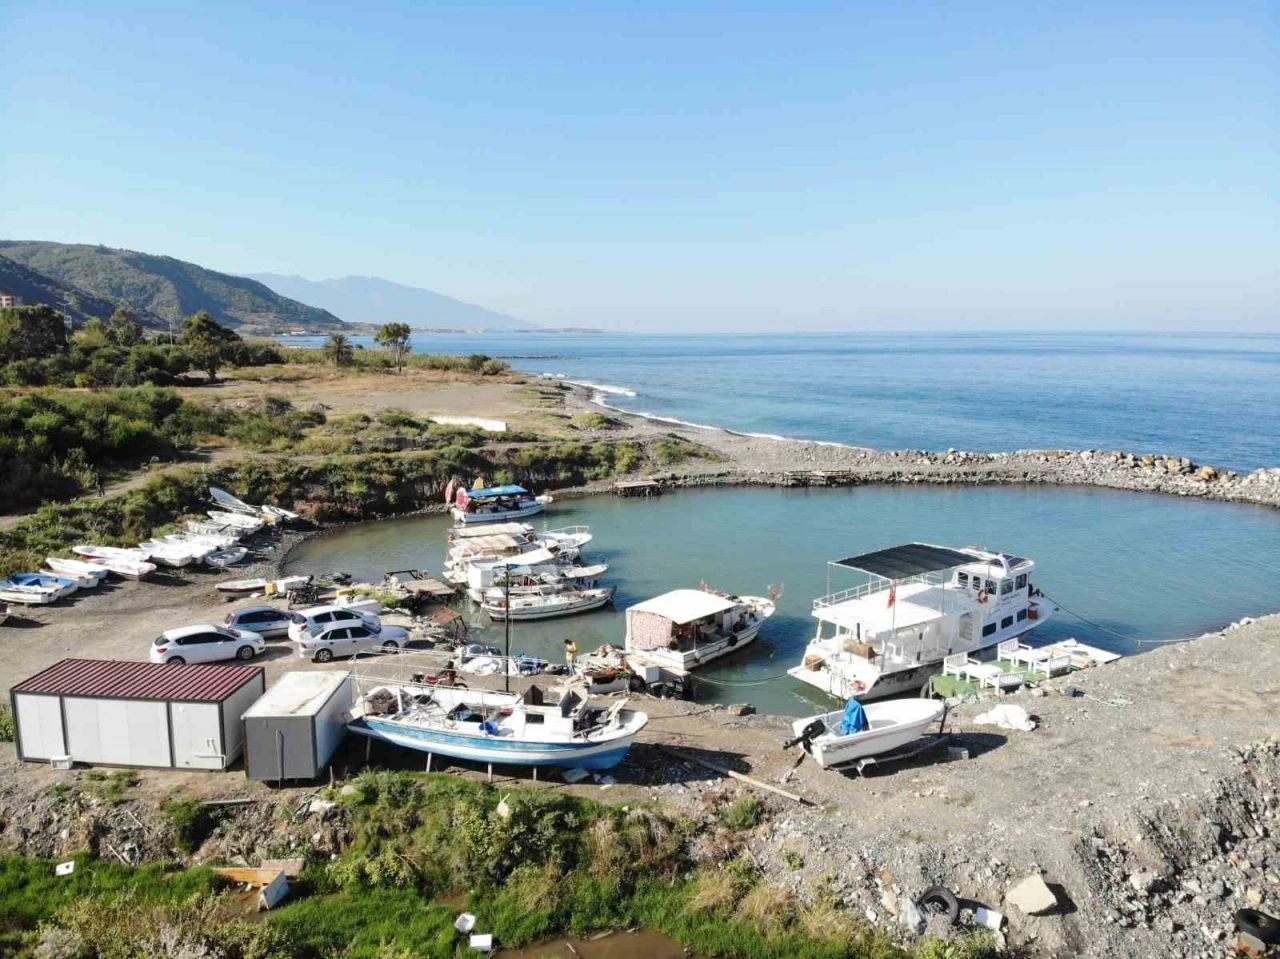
557, 383, 1280, 510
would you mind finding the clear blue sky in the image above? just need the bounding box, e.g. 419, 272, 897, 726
2, 2, 1276, 331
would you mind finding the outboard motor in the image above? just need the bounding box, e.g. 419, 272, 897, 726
782, 719, 827, 752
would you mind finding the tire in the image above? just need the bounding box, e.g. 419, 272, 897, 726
1235, 909, 1280, 944
380, 641, 400, 653
918, 886, 960, 926
166, 656, 186, 666
727, 634, 738, 648
314, 648, 334, 663
236, 645, 255, 661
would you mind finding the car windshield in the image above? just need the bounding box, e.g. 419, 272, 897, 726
153, 635, 168, 646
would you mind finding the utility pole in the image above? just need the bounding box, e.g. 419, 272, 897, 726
503, 566, 511, 693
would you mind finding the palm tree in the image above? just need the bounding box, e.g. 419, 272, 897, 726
323, 333, 354, 367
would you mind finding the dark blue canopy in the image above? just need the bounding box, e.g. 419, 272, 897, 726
467, 484, 529, 498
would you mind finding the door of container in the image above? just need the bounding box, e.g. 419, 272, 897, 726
170, 701, 223, 769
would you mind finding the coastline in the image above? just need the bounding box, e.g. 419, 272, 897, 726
553, 381, 1280, 510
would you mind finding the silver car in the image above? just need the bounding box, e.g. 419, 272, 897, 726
222, 604, 294, 639
295, 620, 410, 662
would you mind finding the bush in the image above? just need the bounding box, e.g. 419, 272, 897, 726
719, 796, 764, 830
0, 706, 14, 743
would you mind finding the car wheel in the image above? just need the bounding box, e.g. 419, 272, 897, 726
237, 645, 255, 661
315, 648, 334, 663
167, 656, 185, 665
380, 641, 400, 652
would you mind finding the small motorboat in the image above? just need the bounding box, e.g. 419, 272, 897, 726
481, 585, 615, 621
205, 546, 248, 568
787, 698, 946, 769
39, 567, 101, 590
216, 574, 309, 598
186, 519, 242, 539
210, 487, 300, 522
162, 530, 240, 550
138, 540, 201, 567
0, 574, 75, 605
71, 545, 157, 580
208, 510, 265, 533
46, 557, 111, 585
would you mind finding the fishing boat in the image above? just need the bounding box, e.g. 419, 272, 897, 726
623, 587, 777, 672
347, 681, 648, 770
787, 699, 946, 769
215, 575, 310, 598
787, 543, 1058, 701
482, 584, 615, 621
205, 546, 248, 568
449, 483, 548, 525
0, 574, 76, 604
469, 563, 609, 604
45, 557, 112, 585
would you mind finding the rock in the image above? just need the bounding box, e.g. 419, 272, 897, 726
1128, 869, 1159, 895
1209, 879, 1226, 899
1006, 873, 1058, 915
339, 784, 363, 799
1245, 887, 1264, 907
725, 703, 756, 717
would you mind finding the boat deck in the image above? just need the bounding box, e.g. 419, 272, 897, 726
927, 641, 1122, 698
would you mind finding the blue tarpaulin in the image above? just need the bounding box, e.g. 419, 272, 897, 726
838, 697, 869, 735
467, 485, 528, 498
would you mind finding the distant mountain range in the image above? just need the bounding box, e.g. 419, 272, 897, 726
246, 273, 539, 331
0, 241, 349, 333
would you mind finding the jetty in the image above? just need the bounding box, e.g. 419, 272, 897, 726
613, 478, 663, 497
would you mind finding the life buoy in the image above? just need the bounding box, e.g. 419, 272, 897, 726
977, 588, 989, 603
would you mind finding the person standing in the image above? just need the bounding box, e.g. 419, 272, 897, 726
564, 638, 578, 675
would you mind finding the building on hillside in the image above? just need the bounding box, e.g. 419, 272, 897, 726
0, 292, 23, 308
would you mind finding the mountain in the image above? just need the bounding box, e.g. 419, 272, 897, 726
0, 254, 168, 328
0, 241, 349, 333
245, 273, 539, 331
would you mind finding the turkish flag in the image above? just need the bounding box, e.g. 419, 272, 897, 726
887, 583, 896, 608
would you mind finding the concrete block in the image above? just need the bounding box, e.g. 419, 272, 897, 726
1006, 873, 1058, 915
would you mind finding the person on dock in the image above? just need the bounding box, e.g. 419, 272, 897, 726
564, 638, 578, 675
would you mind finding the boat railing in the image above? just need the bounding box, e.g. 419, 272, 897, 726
542, 525, 590, 537
813, 581, 878, 608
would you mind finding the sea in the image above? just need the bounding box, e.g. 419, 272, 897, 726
280, 331, 1280, 716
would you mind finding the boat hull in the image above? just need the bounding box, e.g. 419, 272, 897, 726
348, 716, 637, 769
482, 591, 613, 621
0, 588, 57, 605
793, 700, 945, 768
450, 502, 545, 525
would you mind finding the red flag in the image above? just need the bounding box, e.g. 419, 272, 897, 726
444, 478, 456, 505
887, 583, 896, 608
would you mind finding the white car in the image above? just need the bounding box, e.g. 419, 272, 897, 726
150, 624, 266, 665
287, 605, 381, 642
296, 621, 410, 662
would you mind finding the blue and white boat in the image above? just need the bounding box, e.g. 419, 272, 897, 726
0, 573, 78, 605
348, 682, 647, 770
449, 483, 551, 525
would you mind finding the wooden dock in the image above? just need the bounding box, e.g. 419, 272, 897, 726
777, 469, 860, 487
614, 479, 663, 497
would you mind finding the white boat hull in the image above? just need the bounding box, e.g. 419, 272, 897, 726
482, 589, 614, 621
0, 588, 58, 605
450, 502, 545, 525
792, 699, 946, 768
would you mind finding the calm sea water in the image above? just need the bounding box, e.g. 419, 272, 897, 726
285, 331, 1280, 471
284, 485, 1280, 716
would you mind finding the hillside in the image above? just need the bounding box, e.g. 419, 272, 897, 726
247, 273, 539, 330
0, 241, 349, 333
0, 254, 167, 327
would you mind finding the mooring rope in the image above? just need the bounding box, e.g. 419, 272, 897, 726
1042, 594, 1191, 645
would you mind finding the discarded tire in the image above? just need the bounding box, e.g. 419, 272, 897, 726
1235, 909, 1280, 944
918, 886, 960, 926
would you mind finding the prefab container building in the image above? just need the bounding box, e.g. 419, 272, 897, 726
10, 658, 265, 770
242, 670, 352, 782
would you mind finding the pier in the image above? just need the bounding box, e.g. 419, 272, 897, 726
613, 479, 663, 497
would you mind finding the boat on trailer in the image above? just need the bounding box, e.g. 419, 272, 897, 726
347, 677, 647, 770
788, 699, 946, 769
623, 587, 777, 673
788, 543, 1058, 701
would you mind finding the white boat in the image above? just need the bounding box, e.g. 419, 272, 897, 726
208, 511, 265, 533
788, 543, 1058, 701
0, 574, 75, 604
186, 519, 243, 540
162, 530, 240, 550
482, 585, 615, 621
205, 547, 248, 568
210, 486, 299, 523
347, 680, 647, 770
216, 574, 310, 597
789, 699, 946, 769
45, 557, 111, 584
72, 545, 157, 580
468, 562, 609, 604
623, 587, 777, 672
449, 484, 546, 525
138, 540, 202, 567
39, 568, 101, 590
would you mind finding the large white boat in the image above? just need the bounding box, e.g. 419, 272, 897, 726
347, 680, 647, 770
788, 543, 1058, 701
623, 587, 777, 673
481, 584, 615, 621
449, 484, 548, 525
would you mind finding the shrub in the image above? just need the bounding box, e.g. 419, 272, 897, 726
719, 796, 764, 830
0, 706, 14, 743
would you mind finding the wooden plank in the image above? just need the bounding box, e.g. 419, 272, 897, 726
659, 746, 811, 805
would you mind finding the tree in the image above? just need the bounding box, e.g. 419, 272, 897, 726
105, 308, 143, 347
180, 311, 242, 381
323, 332, 354, 368
0, 304, 69, 364
374, 322, 412, 373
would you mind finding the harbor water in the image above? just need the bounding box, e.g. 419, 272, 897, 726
283, 484, 1280, 716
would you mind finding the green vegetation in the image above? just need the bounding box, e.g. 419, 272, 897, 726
0, 254, 135, 327
0, 386, 230, 512
0, 240, 347, 333
323, 332, 355, 367
0, 706, 14, 743
654, 432, 725, 465
279, 346, 511, 375
719, 796, 765, 830
162, 799, 221, 854
373, 321, 413, 373
80, 770, 140, 806
570, 411, 625, 430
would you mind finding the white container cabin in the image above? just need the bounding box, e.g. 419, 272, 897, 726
788, 543, 1057, 701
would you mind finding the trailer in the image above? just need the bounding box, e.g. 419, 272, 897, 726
242, 671, 353, 782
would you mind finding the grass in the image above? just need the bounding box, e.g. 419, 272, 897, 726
652, 433, 725, 466
570, 412, 625, 431
80, 770, 139, 806
0, 706, 13, 743
719, 796, 764, 830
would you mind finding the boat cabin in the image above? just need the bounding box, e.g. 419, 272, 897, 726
624, 589, 756, 669
454, 485, 535, 517
810, 543, 1043, 669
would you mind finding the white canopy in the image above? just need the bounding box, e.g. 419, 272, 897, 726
450, 522, 531, 539
627, 589, 737, 625
488, 546, 557, 568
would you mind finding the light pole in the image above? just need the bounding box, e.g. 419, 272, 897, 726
503, 565, 512, 693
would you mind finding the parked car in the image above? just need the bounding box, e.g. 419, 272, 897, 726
150, 624, 266, 665
295, 621, 410, 662
223, 604, 294, 639
287, 605, 380, 642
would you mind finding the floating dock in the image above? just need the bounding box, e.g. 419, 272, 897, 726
614, 479, 663, 497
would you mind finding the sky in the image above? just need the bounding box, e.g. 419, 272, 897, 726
1, 2, 1277, 332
